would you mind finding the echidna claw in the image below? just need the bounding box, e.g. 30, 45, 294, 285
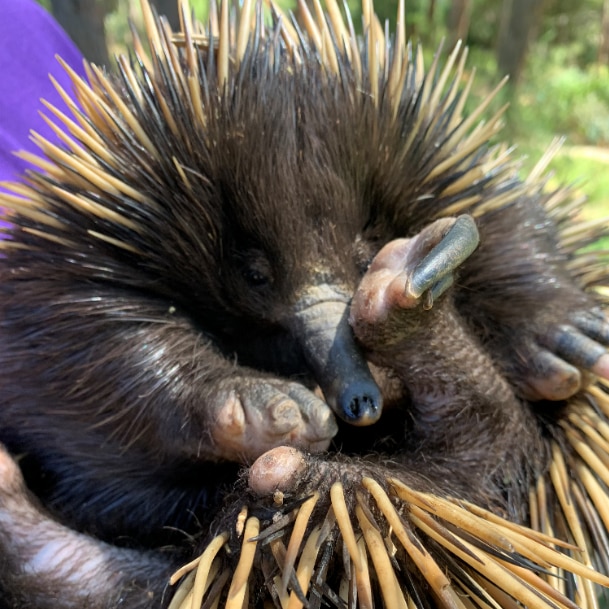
426, 273, 455, 308
523, 348, 582, 401
408, 215, 479, 300
350, 216, 479, 351
555, 316, 609, 382
549, 325, 607, 370
524, 312, 609, 401
571, 310, 609, 344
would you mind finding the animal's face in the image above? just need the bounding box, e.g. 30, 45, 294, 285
178, 72, 375, 327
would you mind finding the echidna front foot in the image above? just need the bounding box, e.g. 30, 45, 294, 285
210, 378, 338, 462
521, 308, 609, 400
350, 215, 479, 351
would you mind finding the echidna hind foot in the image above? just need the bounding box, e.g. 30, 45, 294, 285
349, 222, 547, 478
455, 190, 609, 403
349, 212, 609, 406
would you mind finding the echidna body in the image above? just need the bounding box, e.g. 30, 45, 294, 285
1, 1, 609, 607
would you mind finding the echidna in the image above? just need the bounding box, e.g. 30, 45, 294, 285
2, 0, 609, 608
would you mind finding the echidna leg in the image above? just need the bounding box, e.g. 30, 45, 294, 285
0, 444, 175, 609
350, 218, 540, 468
1, 286, 337, 465
457, 199, 609, 402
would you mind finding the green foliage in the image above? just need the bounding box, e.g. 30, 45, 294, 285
465, 0, 501, 48
516, 48, 609, 147
546, 149, 609, 220
541, 0, 604, 62
501, 37, 609, 219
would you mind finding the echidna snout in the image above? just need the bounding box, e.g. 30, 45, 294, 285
336, 380, 381, 424
291, 285, 383, 426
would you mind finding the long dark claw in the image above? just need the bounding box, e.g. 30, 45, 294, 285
548, 324, 609, 379
549, 325, 607, 369
426, 273, 455, 308
571, 311, 609, 344
408, 215, 479, 299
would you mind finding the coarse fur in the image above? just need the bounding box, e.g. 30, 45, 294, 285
0, 0, 608, 607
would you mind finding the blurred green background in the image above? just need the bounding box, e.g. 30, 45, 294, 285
35, 0, 609, 225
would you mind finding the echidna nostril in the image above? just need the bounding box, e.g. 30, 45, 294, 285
338, 381, 382, 426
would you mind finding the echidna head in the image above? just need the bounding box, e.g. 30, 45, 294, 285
127, 63, 374, 311
99, 48, 389, 424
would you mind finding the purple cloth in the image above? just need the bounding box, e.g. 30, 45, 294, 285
0, 0, 85, 198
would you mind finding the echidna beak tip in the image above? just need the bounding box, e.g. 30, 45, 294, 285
337, 381, 383, 426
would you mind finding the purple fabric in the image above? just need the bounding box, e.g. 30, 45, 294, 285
0, 0, 85, 203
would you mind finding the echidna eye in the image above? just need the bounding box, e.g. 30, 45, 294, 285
240, 252, 274, 288
243, 267, 271, 287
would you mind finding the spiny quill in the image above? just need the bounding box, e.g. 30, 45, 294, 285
1, 0, 523, 244
170, 391, 609, 609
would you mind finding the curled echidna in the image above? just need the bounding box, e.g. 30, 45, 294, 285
2, 0, 609, 607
